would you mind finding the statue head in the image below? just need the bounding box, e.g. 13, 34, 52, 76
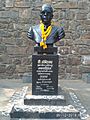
40, 4, 53, 25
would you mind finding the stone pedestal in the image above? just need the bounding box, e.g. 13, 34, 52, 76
10, 46, 81, 119
10, 105, 80, 119
32, 54, 58, 95
32, 46, 59, 95
9, 86, 81, 119
24, 95, 66, 106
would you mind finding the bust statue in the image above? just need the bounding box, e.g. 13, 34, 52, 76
28, 4, 65, 49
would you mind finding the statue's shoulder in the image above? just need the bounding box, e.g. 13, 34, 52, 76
53, 25, 63, 31
32, 24, 40, 31
52, 25, 62, 34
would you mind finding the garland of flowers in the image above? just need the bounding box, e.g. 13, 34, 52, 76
40, 22, 52, 49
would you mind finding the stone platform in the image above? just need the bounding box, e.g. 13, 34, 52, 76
10, 105, 80, 119
24, 94, 66, 106
9, 87, 81, 119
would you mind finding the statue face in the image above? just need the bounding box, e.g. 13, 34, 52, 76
40, 4, 53, 25
41, 10, 52, 24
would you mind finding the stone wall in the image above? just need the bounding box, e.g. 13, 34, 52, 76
0, 0, 90, 80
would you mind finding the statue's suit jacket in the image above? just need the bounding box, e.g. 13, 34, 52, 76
28, 24, 65, 45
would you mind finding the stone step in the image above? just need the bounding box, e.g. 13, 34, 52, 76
10, 105, 80, 119
24, 95, 66, 106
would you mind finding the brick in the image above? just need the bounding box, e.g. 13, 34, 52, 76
19, 8, 32, 18
8, 23, 14, 29
15, 65, 26, 73
73, 39, 86, 46
64, 32, 72, 39
0, 44, 7, 53
15, 1, 31, 8
54, 2, 78, 9
77, 25, 87, 35
0, 23, 8, 29
0, 18, 11, 24
64, 39, 73, 46
76, 13, 87, 20
55, 40, 64, 46
6, 0, 14, 7
71, 66, 79, 74
80, 66, 90, 73
82, 55, 90, 65
69, 21, 80, 31
31, 11, 40, 20
82, 73, 90, 83
59, 11, 66, 20
12, 58, 21, 65
59, 56, 67, 65
13, 23, 30, 31
15, 38, 23, 46
65, 10, 75, 20
71, 31, 80, 40
86, 40, 90, 45
0, 30, 12, 37
0, 54, 12, 64
0, 11, 19, 18
26, 65, 32, 72
21, 56, 32, 65
2, 38, 16, 45
6, 64, 16, 75
70, 45, 80, 55
81, 33, 90, 39
43, 0, 52, 2
7, 46, 27, 55
66, 66, 72, 73
53, 12, 60, 20
15, 65, 32, 73
84, 20, 90, 25
65, 73, 71, 80
58, 46, 70, 55
67, 56, 81, 65
84, 25, 90, 31
78, 45, 90, 55
78, 1, 88, 9
71, 74, 81, 80
58, 65, 66, 74
87, 13, 90, 20
0, 65, 6, 73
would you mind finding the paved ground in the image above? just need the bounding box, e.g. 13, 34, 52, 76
59, 80, 90, 116
0, 79, 90, 120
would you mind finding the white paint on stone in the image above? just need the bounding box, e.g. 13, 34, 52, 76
14, 104, 79, 113
25, 95, 65, 100
69, 92, 90, 120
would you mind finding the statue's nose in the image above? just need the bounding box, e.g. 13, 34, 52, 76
44, 12, 47, 16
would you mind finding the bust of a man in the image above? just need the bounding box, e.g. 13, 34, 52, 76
28, 4, 65, 49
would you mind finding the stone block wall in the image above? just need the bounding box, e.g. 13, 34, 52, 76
0, 0, 90, 80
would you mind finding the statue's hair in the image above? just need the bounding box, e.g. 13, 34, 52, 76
41, 4, 53, 13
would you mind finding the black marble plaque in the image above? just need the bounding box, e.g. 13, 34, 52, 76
32, 54, 59, 95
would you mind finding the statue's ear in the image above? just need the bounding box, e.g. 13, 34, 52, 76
51, 14, 53, 19
40, 13, 42, 17
40, 12, 42, 19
